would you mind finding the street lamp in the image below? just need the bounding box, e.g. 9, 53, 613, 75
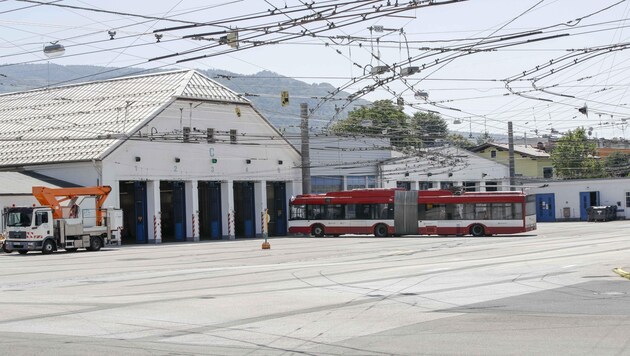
43, 41, 65, 58
43, 41, 65, 88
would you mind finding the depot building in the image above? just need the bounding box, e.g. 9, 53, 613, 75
0, 70, 302, 244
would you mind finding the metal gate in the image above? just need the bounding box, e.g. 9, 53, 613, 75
234, 182, 255, 238
160, 181, 187, 242
267, 182, 287, 236
119, 181, 148, 244
199, 181, 222, 239
394, 190, 418, 235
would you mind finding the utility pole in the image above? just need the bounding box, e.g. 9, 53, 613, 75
300, 103, 311, 194
508, 121, 516, 191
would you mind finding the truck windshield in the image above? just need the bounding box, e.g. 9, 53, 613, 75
6, 208, 33, 227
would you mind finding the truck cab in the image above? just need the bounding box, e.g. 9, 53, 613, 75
5, 206, 54, 254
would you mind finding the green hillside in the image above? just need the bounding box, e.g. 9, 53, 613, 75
0, 64, 369, 132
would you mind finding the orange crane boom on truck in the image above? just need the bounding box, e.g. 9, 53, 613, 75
31, 186, 112, 225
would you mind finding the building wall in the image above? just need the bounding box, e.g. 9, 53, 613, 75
381, 147, 511, 191
531, 178, 630, 220
16, 99, 302, 241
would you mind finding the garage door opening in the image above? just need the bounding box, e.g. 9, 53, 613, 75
234, 181, 255, 238
266, 182, 287, 236
199, 181, 222, 240
118, 181, 148, 244
160, 181, 186, 242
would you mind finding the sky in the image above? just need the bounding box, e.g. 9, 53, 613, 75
1, 0, 630, 141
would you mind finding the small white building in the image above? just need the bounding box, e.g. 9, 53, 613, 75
530, 178, 630, 221
302, 135, 394, 193
0, 70, 302, 243
380, 146, 510, 191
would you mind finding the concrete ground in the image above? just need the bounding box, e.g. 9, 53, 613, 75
1, 221, 630, 355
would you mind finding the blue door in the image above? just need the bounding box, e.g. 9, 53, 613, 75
234, 182, 255, 238
172, 182, 186, 241
580, 191, 600, 221
134, 181, 148, 243
198, 181, 222, 240
273, 182, 287, 236
536, 193, 555, 222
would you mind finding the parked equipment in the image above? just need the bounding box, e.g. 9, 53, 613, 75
587, 205, 617, 222
4, 186, 122, 254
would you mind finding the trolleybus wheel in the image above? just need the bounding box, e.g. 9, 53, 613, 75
470, 224, 485, 237
374, 224, 389, 237
18, 250, 28, 255
311, 224, 325, 238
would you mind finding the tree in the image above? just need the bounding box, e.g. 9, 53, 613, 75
447, 133, 475, 149
604, 151, 630, 177
550, 127, 603, 179
330, 100, 410, 148
476, 131, 495, 145
410, 112, 448, 147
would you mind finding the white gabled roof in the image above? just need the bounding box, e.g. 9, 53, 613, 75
0, 70, 248, 167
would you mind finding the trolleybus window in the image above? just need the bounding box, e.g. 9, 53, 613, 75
290, 204, 306, 220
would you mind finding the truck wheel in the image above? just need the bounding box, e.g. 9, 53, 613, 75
42, 239, 55, 254
374, 224, 389, 237
18, 250, 28, 255
470, 224, 485, 237
311, 224, 325, 237
87, 237, 102, 251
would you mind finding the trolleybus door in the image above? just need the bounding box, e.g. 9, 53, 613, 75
394, 190, 418, 235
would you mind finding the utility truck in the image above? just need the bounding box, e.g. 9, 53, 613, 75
4, 186, 122, 255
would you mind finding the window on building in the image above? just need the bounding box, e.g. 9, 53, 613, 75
347, 176, 367, 190
311, 176, 343, 194
485, 181, 498, 191
397, 181, 411, 190
626, 192, 630, 208
543, 167, 553, 178
463, 181, 477, 191
419, 181, 433, 190
367, 176, 376, 188
490, 150, 497, 158
441, 181, 454, 190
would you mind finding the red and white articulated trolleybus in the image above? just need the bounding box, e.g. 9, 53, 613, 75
288, 188, 536, 237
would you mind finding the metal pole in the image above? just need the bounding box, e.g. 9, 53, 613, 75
508, 121, 516, 191
300, 103, 311, 194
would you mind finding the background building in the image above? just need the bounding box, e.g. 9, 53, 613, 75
470, 142, 554, 179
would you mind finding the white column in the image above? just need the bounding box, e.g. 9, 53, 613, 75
185, 180, 199, 242
411, 181, 419, 190
480, 181, 487, 192
254, 180, 267, 238
221, 180, 235, 240
146, 180, 161, 244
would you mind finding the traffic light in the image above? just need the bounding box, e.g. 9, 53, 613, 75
578, 103, 588, 116
219, 30, 239, 48
281, 91, 289, 107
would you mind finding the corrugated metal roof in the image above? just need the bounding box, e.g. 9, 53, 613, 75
0, 70, 248, 167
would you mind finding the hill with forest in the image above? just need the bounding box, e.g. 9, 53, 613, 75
0, 64, 369, 132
